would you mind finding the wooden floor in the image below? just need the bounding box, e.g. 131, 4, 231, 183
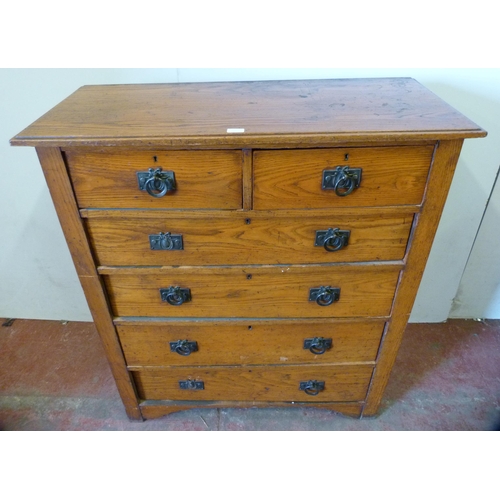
1, 317, 499, 430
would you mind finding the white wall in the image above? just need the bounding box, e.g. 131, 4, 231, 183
450, 170, 500, 319
1, 68, 499, 322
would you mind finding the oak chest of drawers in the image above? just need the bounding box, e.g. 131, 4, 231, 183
11, 78, 486, 420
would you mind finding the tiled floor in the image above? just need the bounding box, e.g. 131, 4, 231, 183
1, 317, 499, 430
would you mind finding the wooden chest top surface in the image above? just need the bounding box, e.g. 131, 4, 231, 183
11, 78, 486, 148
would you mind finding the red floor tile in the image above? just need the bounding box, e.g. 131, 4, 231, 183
1, 318, 499, 430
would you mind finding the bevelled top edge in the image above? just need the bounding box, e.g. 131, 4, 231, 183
10, 130, 487, 148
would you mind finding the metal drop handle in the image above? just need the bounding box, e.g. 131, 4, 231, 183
169, 340, 198, 356
157, 232, 174, 250
299, 380, 325, 396
315, 228, 350, 252
323, 228, 349, 252
137, 167, 176, 198
309, 286, 341, 306
316, 288, 336, 306
179, 380, 204, 390
160, 286, 191, 306
149, 231, 184, 251
322, 166, 362, 197
303, 337, 333, 355
334, 166, 358, 196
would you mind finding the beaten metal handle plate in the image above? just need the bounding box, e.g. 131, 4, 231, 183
137, 167, 176, 198
169, 339, 198, 356
160, 286, 191, 306
314, 228, 350, 252
303, 337, 333, 355
322, 166, 362, 196
149, 232, 184, 251
309, 286, 340, 306
179, 380, 204, 390
299, 380, 325, 396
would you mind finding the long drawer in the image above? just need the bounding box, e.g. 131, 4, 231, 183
254, 145, 434, 209
103, 265, 401, 318
117, 320, 386, 367
65, 149, 243, 209
87, 214, 414, 266
132, 364, 374, 402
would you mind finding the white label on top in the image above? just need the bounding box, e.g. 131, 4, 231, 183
227, 128, 245, 133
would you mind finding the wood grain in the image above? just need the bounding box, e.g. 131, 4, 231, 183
35, 147, 142, 420
254, 145, 434, 209
65, 149, 243, 209
86, 214, 414, 266
242, 148, 253, 209
363, 140, 465, 416
132, 364, 374, 402
117, 320, 385, 367
102, 264, 402, 318
11, 79, 486, 148
139, 401, 363, 419
81, 206, 420, 218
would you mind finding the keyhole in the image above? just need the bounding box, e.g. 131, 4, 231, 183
344, 153, 349, 161
153, 156, 158, 162
248, 325, 252, 330
245, 218, 251, 224
247, 274, 252, 280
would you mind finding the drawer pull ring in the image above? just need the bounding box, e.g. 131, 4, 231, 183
315, 228, 350, 252
136, 167, 176, 198
322, 166, 362, 196
299, 380, 325, 396
169, 340, 198, 356
309, 286, 340, 306
303, 337, 333, 354
149, 232, 184, 251
160, 286, 191, 306
179, 380, 204, 390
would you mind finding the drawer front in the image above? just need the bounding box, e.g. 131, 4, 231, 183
132, 364, 374, 402
87, 214, 413, 266
103, 265, 401, 318
65, 150, 243, 209
117, 320, 386, 366
253, 146, 434, 209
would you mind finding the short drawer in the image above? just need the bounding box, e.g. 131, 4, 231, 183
87, 213, 413, 266
132, 364, 374, 402
117, 319, 386, 367
253, 145, 434, 209
64, 149, 243, 209
103, 264, 401, 318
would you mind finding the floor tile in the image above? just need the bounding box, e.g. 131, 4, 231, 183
1, 318, 499, 430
